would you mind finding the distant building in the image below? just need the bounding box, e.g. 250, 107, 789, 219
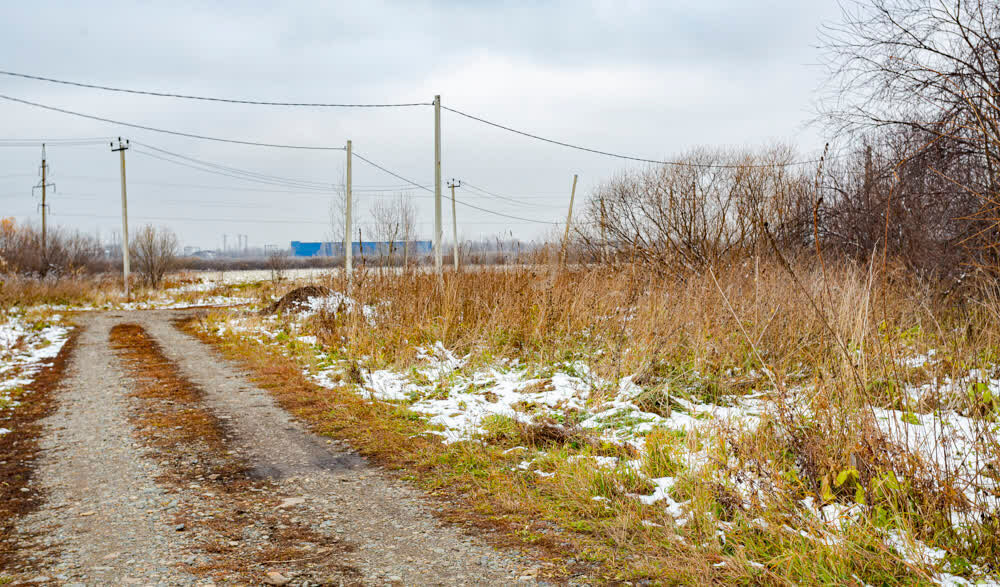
290, 241, 432, 257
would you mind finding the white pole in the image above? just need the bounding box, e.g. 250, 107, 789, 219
345, 139, 353, 275
112, 138, 131, 298
434, 95, 443, 276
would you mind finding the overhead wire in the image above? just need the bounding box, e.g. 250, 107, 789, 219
0, 137, 112, 147
0, 93, 346, 150
21, 171, 426, 193
130, 148, 333, 191
352, 150, 562, 225
441, 105, 826, 169
131, 141, 336, 189
460, 181, 564, 208
0, 70, 432, 108
46, 211, 546, 227
1, 70, 826, 168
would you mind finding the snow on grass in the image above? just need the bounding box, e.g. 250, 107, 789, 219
362, 369, 417, 401
301, 293, 378, 324
116, 294, 253, 310
873, 405, 1000, 526
0, 311, 71, 428
202, 308, 1000, 583
185, 268, 333, 285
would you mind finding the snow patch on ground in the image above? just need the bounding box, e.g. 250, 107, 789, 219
203, 312, 1000, 583
300, 294, 378, 325
0, 311, 72, 431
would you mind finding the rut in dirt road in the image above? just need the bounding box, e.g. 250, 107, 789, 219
9, 310, 540, 585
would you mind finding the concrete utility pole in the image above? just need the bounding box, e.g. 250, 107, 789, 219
448, 179, 461, 270
434, 95, 443, 276
345, 139, 353, 275
560, 174, 578, 267
33, 144, 55, 262
111, 138, 131, 298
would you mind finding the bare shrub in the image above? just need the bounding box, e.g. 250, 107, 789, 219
0, 217, 105, 277
820, 0, 1000, 267
578, 147, 813, 272
129, 224, 178, 288
368, 194, 416, 268
267, 248, 290, 284
819, 129, 980, 276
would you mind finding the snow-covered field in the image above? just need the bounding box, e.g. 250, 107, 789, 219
0, 311, 72, 434
199, 290, 1000, 584
182, 268, 335, 285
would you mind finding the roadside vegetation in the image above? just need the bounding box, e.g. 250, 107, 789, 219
184, 258, 1000, 583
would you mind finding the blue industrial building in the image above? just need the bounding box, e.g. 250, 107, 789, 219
290, 241, 433, 257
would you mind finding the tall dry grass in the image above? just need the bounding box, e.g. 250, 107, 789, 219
0, 273, 122, 312
289, 257, 1000, 570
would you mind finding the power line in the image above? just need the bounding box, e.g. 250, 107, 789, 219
0, 70, 432, 108
131, 142, 425, 192
0, 137, 112, 147
0, 70, 825, 168
30, 175, 425, 195
130, 147, 335, 191
352, 150, 561, 225
0, 93, 346, 150
442, 105, 825, 169
46, 211, 548, 227
452, 197, 562, 225
351, 151, 433, 193
12, 170, 422, 193
131, 141, 336, 189
461, 181, 563, 208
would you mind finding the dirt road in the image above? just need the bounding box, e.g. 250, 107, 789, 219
7, 310, 538, 585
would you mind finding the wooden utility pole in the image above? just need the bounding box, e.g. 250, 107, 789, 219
560, 174, 578, 267
433, 95, 443, 276
111, 138, 131, 298
345, 139, 353, 275
448, 179, 461, 270
33, 144, 55, 262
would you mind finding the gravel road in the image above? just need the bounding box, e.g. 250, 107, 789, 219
8, 310, 542, 585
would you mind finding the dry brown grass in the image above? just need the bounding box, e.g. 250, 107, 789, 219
188, 257, 1000, 582
0, 274, 119, 311
302, 260, 941, 380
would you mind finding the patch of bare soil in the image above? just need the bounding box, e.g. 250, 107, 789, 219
109, 323, 360, 585
0, 330, 79, 573
260, 285, 331, 315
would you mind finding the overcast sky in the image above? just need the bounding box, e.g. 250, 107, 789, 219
0, 0, 843, 251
